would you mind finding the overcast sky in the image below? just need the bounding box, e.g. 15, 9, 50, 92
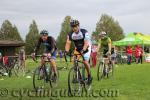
0, 0, 150, 39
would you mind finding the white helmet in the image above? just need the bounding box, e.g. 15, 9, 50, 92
99, 31, 107, 36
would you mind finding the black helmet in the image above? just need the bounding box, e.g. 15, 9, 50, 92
40, 30, 49, 35
70, 19, 79, 27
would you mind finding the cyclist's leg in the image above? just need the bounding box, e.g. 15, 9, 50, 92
83, 47, 92, 84
111, 56, 115, 66
49, 51, 57, 75
103, 49, 109, 73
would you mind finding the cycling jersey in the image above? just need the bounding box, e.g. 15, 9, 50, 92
34, 36, 57, 54
68, 29, 91, 61
98, 37, 111, 51
68, 29, 91, 52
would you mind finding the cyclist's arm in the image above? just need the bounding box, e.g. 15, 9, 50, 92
49, 36, 56, 53
83, 32, 90, 51
108, 43, 111, 53
65, 35, 71, 52
108, 38, 112, 53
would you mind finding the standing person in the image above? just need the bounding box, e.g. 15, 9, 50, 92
126, 45, 133, 65
3, 55, 9, 66
58, 50, 63, 62
139, 45, 143, 64
111, 45, 117, 67
91, 35, 98, 68
65, 19, 92, 85
0, 52, 3, 65
135, 45, 140, 64
0, 52, 4, 80
18, 49, 26, 75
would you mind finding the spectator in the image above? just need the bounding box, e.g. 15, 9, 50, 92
0, 52, 3, 65
111, 46, 117, 66
3, 55, 9, 66
58, 50, 63, 62
91, 35, 98, 68
135, 45, 141, 64
139, 46, 143, 64
0, 52, 4, 80
18, 49, 26, 75
126, 45, 133, 65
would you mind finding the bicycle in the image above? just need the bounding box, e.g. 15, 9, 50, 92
12, 57, 26, 77
0, 63, 7, 77
32, 55, 59, 91
4, 57, 20, 77
97, 54, 114, 81
64, 51, 92, 96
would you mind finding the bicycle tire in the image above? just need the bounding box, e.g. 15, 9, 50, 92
49, 67, 59, 88
33, 66, 51, 91
97, 62, 104, 81
68, 67, 82, 96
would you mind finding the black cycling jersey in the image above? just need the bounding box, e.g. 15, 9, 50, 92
68, 29, 88, 51
111, 47, 115, 54
34, 36, 57, 54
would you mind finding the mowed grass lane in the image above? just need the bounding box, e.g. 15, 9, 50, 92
0, 59, 150, 100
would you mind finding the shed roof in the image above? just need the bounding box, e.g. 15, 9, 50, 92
0, 40, 25, 47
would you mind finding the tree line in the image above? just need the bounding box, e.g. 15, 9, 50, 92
0, 14, 125, 55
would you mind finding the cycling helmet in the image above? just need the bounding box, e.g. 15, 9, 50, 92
40, 30, 49, 35
70, 19, 79, 27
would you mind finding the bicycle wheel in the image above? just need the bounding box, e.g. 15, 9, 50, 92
5, 65, 18, 77
68, 67, 83, 96
97, 62, 105, 80
108, 63, 114, 78
33, 66, 50, 91
0, 65, 7, 76
49, 67, 59, 88
82, 66, 92, 93
14, 64, 25, 77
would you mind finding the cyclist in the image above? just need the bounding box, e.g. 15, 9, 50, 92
32, 30, 58, 81
65, 19, 92, 85
97, 31, 112, 74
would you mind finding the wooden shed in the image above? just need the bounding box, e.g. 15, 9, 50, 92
0, 40, 25, 56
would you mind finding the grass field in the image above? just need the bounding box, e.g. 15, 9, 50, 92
0, 59, 150, 100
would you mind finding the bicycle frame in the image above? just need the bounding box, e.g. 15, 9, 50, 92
64, 51, 86, 82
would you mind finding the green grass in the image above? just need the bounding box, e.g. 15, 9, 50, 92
0, 59, 150, 100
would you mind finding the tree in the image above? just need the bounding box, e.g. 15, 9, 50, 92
13, 25, 23, 41
0, 20, 23, 41
25, 20, 40, 54
95, 14, 124, 41
56, 16, 72, 50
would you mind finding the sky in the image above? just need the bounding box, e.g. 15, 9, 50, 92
0, 0, 150, 39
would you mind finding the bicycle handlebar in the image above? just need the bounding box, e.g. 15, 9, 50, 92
32, 55, 52, 63
64, 51, 85, 63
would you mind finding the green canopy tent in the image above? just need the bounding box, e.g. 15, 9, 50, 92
113, 36, 143, 46
113, 33, 150, 46
127, 33, 150, 45
113, 33, 150, 57
136, 34, 150, 45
